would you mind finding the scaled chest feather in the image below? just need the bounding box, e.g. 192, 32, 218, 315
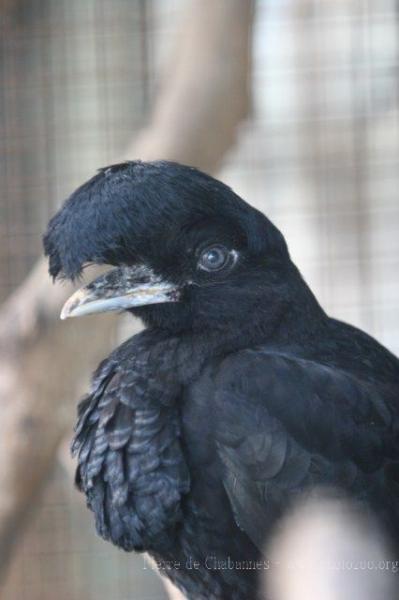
72, 330, 192, 553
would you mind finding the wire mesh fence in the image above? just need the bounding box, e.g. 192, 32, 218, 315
0, 1, 398, 598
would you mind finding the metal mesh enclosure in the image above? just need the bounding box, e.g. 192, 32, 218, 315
0, 0, 398, 598
0, 0, 152, 301
223, 0, 399, 354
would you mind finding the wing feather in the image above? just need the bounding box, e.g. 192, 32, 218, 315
214, 350, 399, 550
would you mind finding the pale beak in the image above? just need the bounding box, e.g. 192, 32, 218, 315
60, 265, 180, 320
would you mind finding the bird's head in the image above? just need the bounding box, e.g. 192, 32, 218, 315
44, 161, 307, 338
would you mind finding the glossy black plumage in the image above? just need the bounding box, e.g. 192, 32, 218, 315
44, 161, 399, 600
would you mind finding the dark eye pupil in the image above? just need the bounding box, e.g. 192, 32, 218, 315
207, 250, 222, 264
200, 246, 229, 271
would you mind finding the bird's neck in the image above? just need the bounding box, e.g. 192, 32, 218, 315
261, 273, 328, 349
145, 265, 328, 367
214, 268, 328, 353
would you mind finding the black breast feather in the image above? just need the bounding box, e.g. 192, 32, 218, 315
72, 332, 190, 552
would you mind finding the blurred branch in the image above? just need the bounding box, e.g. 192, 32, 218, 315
266, 494, 395, 600
127, 0, 253, 172
0, 0, 253, 584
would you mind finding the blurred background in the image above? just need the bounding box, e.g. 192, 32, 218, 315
0, 1, 398, 599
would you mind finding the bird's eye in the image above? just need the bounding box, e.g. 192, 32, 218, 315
198, 245, 232, 272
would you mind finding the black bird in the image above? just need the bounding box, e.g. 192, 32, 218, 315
44, 161, 399, 600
